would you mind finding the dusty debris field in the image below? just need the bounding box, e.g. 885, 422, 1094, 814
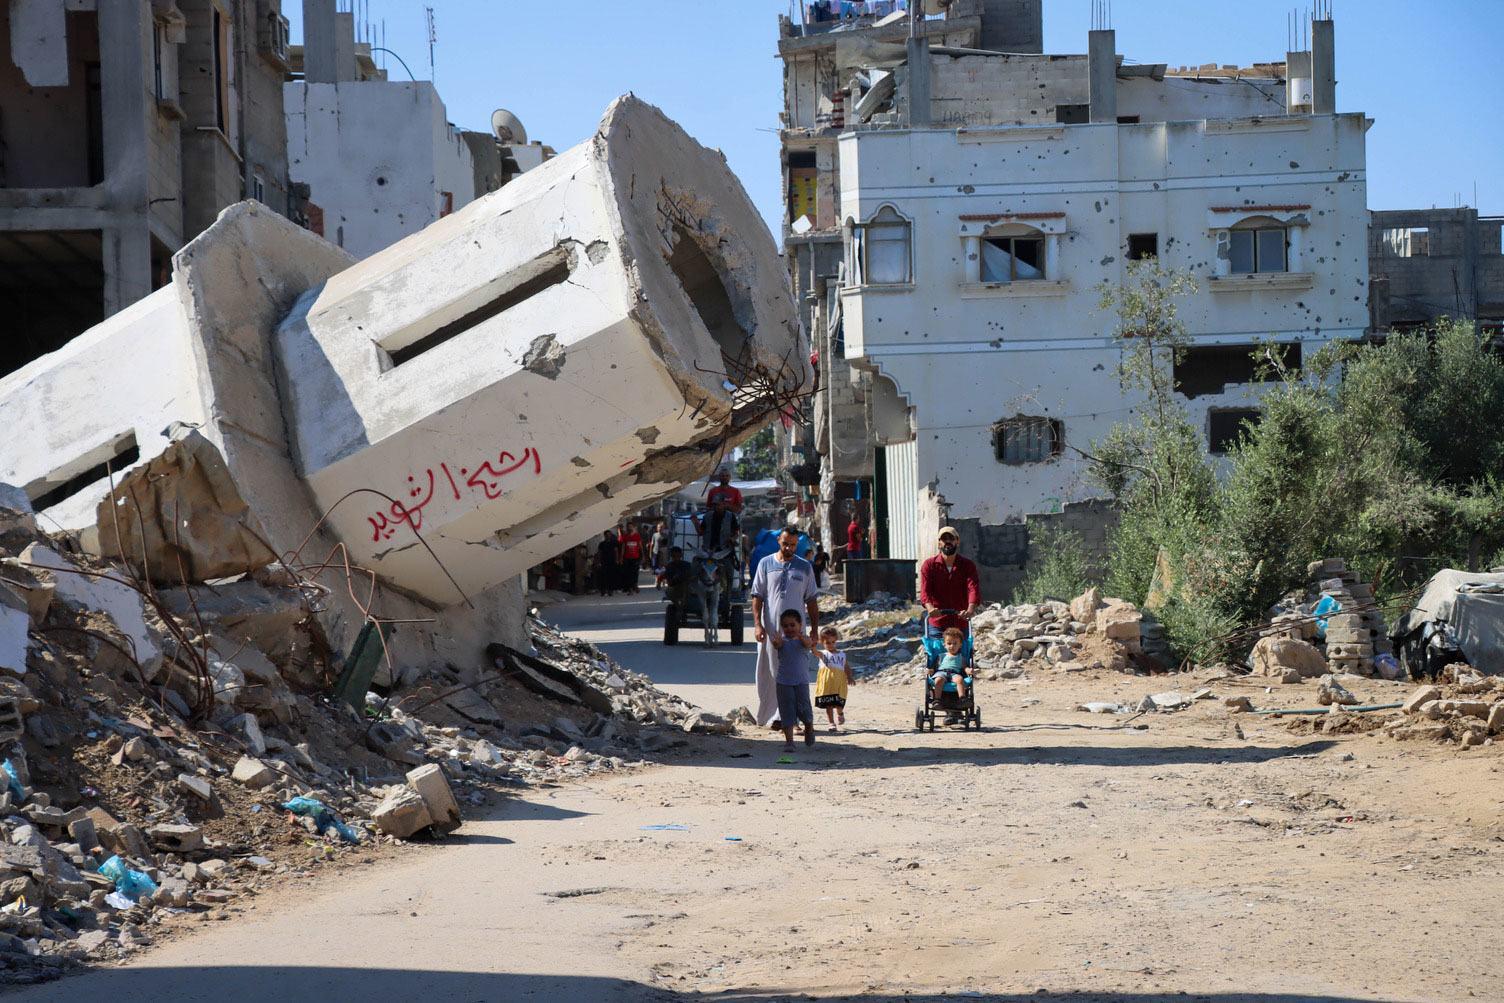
31, 661, 1504, 1003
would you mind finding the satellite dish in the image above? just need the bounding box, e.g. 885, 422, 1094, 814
490, 109, 527, 145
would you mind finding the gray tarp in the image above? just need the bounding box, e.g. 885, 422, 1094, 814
1392, 569, 1504, 676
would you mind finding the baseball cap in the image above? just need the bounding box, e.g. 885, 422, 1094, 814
937, 526, 960, 541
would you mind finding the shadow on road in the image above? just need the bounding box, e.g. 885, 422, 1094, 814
663, 735, 1341, 771
6, 965, 1404, 1003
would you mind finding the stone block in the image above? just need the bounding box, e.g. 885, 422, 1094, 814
231, 756, 278, 789
177, 773, 213, 801
67, 816, 98, 854
372, 787, 431, 839
405, 764, 461, 834
148, 823, 203, 853
1251, 636, 1327, 679
1403, 685, 1441, 714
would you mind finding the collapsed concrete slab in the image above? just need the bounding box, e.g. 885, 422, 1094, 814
275, 95, 801, 602
0, 96, 803, 668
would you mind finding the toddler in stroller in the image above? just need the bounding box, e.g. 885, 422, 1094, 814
915, 609, 980, 731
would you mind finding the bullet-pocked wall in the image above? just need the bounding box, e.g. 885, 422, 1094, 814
841, 113, 1369, 584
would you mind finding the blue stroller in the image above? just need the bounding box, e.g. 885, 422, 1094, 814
914, 609, 980, 732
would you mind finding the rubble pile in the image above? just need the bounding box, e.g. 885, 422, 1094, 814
1264, 558, 1394, 679
0, 504, 711, 980
821, 589, 1162, 684
1381, 667, 1504, 747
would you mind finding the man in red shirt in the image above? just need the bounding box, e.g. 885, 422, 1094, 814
919, 526, 981, 634
707, 469, 743, 514
617, 522, 644, 594
846, 516, 866, 560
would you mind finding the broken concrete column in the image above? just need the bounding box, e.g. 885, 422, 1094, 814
275, 95, 803, 604
0, 96, 802, 675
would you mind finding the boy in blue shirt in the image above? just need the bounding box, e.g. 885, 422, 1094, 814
771, 609, 816, 752
930, 626, 970, 703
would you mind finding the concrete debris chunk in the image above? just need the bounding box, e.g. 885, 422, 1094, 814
94, 431, 279, 586
1403, 685, 1443, 714
405, 764, 462, 835
231, 756, 278, 789
371, 787, 432, 839
1317, 675, 1359, 706
147, 823, 203, 853
1251, 636, 1328, 680
177, 773, 213, 802
0, 596, 29, 678
21, 544, 163, 679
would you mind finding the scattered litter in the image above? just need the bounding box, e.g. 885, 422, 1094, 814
639, 824, 689, 832
98, 855, 159, 902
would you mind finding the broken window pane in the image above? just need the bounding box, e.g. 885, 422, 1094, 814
1127, 233, 1158, 260
1208, 409, 1262, 454
1381, 227, 1430, 258
993, 417, 1062, 464
981, 236, 1045, 282
1257, 228, 1287, 272
1229, 230, 1256, 274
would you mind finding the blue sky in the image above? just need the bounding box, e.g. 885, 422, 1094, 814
290, 1, 1503, 236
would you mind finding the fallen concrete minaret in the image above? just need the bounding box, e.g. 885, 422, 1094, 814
0, 96, 803, 673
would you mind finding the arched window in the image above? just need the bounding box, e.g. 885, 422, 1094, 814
1227, 216, 1288, 274
854, 205, 912, 285
981, 223, 1046, 282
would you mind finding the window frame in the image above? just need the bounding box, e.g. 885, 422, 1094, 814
1127, 232, 1159, 261
992, 416, 1063, 465
850, 204, 913, 287
1207, 408, 1262, 454
1229, 225, 1288, 274
981, 234, 1046, 283
1380, 226, 1431, 258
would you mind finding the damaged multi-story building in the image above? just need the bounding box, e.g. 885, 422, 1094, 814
0, 0, 296, 378
1368, 208, 1504, 337
284, 0, 556, 259
782, 2, 1370, 595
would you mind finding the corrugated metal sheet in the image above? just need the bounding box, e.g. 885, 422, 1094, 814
884, 440, 918, 560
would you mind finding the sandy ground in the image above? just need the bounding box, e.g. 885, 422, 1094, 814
13, 587, 1504, 1002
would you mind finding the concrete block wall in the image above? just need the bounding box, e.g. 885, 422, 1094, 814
979, 0, 1043, 54
922, 54, 1087, 127
1369, 208, 1479, 327
949, 498, 1117, 600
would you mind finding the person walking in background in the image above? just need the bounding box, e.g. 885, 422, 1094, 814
651, 520, 672, 590
618, 521, 644, 594
707, 467, 743, 514
846, 514, 866, 561
812, 545, 830, 590
595, 529, 619, 596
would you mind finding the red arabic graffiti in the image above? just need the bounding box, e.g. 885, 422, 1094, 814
367, 447, 543, 543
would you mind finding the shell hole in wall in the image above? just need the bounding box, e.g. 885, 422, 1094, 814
664, 225, 750, 373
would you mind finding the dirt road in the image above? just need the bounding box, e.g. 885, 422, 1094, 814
14, 591, 1504, 1002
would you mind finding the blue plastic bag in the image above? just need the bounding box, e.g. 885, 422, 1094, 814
281, 796, 361, 844
0, 760, 24, 802
97, 854, 158, 902
1312, 595, 1341, 639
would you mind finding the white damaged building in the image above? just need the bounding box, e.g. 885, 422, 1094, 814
790, 4, 1369, 595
